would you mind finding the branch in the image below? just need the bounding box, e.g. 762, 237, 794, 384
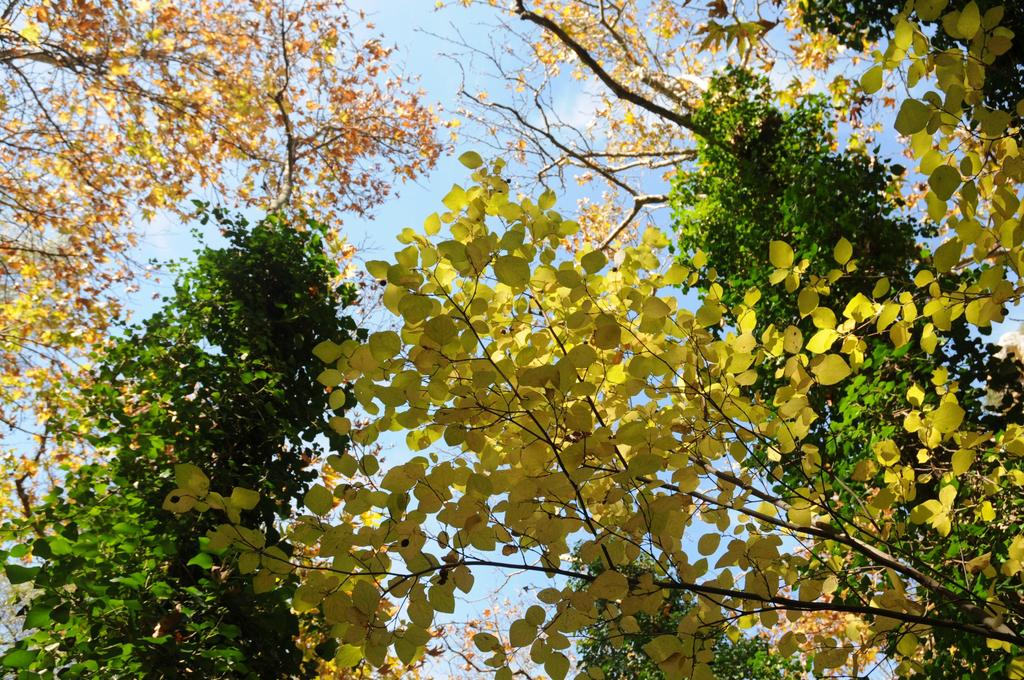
513, 1, 718, 145
598, 193, 666, 249
266, 9, 296, 214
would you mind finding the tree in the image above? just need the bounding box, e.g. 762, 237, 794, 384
0, 0, 440, 513
173, 149, 1024, 677
1, 209, 365, 677
132, 1, 1024, 677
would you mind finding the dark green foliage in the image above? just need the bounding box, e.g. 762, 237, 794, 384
2, 208, 357, 678
800, 0, 1024, 114
669, 69, 998, 467
573, 557, 807, 679
672, 68, 920, 321
670, 69, 1023, 678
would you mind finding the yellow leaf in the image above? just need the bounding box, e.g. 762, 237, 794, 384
442, 184, 467, 211
19, 23, 41, 44
230, 487, 260, 510
783, 325, 803, 354
906, 383, 926, 407
896, 632, 918, 657
806, 328, 839, 354
174, 463, 209, 497
895, 99, 930, 136
162, 488, 198, 513
833, 237, 853, 265
874, 439, 901, 467
424, 212, 441, 235
933, 239, 963, 273
313, 340, 343, 363
932, 401, 965, 434
769, 240, 794, 268
538, 188, 556, 210
695, 303, 722, 328
957, 1, 981, 38
589, 570, 629, 600
643, 297, 671, 319
697, 533, 720, 556
328, 389, 347, 410
929, 165, 961, 201
458, 150, 484, 169
812, 354, 851, 385
317, 368, 343, 386
797, 288, 819, 316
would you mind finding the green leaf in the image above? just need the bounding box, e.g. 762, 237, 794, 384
2, 649, 37, 669
545, 651, 569, 680
928, 165, 961, 201
894, 99, 930, 136
24, 606, 51, 628
187, 552, 214, 569
4, 563, 39, 585
860, 65, 883, 94
304, 484, 334, 515
474, 632, 500, 651
335, 644, 363, 668
493, 255, 531, 288
581, 249, 607, 274
360, 455, 380, 476
509, 619, 537, 647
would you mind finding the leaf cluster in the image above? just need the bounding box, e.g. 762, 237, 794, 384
800, 0, 1024, 114
2, 209, 357, 678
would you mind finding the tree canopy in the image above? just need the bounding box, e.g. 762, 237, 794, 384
5, 0, 1024, 678
0, 0, 439, 516
2, 209, 363, 676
